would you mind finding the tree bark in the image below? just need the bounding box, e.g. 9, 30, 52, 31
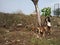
35, 4, 41, 26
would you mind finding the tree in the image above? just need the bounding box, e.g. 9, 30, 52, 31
41, 7, 51, 16
31, 0, 41, 26
54, 8, 60, 16
31, 0, 39, 5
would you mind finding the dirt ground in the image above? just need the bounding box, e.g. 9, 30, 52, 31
0, 16, 60, 45
0, 26, 60, 45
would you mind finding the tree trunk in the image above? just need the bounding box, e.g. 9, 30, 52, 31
35, 4, 41, 26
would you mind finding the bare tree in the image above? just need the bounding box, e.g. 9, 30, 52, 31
31, 0, 41, 26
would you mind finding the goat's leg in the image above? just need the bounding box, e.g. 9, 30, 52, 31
43, 31, 45, 38
38, 29, 41, 34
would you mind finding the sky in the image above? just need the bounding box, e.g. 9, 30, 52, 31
0, 0, 60, 14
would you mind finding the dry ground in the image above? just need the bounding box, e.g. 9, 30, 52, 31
0, 26, 60, 45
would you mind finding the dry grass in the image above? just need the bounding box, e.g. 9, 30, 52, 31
0, 12, 60, 45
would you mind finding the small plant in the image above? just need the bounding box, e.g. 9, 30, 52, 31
41, 7, 51, 16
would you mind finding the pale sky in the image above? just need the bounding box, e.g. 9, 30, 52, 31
0, 0, 60, 14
